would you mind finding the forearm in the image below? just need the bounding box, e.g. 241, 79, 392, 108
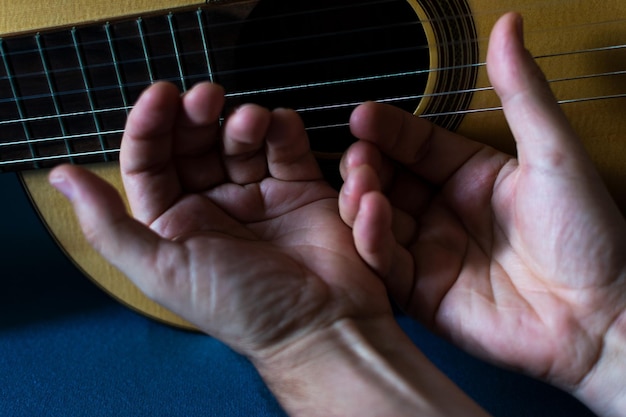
576, 309, 626, 417
253, 316, 490, 417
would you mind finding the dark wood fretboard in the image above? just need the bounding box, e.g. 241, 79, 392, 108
0, 3, 247, 171
0, 0, 478, 172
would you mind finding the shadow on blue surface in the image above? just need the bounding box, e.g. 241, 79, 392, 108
0, 173, 596, 416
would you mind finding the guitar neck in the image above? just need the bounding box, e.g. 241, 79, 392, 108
0, 4, 249, 171
0, 0, 483, 173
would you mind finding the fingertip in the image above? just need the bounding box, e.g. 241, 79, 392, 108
349, 101, 382, 140
487, 12, 586, 170
339, 164, 381, 227
49, 164, 76, 201
269, 107, 307, 141
137, 81, 181, 107
265, 107, 323, 181
353, 190, 395, 275
227, 103, 272, 139
340, 140, 383, 181
181, 82, 226, 124
487, 12, 545, 103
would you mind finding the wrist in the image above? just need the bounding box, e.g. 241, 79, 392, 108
576, 308, 626, 417
252, 315, 489, 417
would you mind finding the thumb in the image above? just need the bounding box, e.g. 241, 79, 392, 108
48, 165, 181, 302
486, 12, 591, 172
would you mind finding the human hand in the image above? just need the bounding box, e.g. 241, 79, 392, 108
49, 81, 492, 417
48, 81, 393, 357
339, 12, 626, 416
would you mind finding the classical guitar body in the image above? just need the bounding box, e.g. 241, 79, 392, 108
1, 0, 624, 328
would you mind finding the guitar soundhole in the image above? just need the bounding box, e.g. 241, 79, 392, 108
231, 0, 430, 158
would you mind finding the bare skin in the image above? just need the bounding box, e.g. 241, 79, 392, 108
49, 12, 625, 417
340, 12, 626, 417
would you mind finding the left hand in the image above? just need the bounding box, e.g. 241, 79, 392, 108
49, 82, 392, 359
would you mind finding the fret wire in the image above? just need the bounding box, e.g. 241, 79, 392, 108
167, 13, 187, 92
35, 33, 74, 163
71, 27, 109, 162
196, 8, 215, 83
105, 22, 130, 116
136, 18, 155, 83
0, 39, 39, 168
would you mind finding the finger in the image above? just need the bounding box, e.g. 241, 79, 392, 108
120, 82, 183, 224
340, 164, 418, 246
173, 82, 226, 192
352, 191, 415, 308
266, 108, 323, 181
339, 140, 386, 185
339, 163, 381, 228
349, 101, 486, 185
48, 165, 186, 303
486, 12, 591, 173
341, 140, 434, 223
222, 104, 272, 184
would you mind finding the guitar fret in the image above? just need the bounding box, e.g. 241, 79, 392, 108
0, 39, 39, 169
167, 13, 187, 91
35, 33, 74, 164
136, 18, 155, 83
0, 3, 258, 171
196, 9, 215, 83
104, 23, 130, 115
71, 28, 109, 162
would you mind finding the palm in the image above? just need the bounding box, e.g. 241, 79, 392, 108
342, 95, 626, 389
404, 159, 616, 386
155, 178, 389, 354
52, 81, 390, 359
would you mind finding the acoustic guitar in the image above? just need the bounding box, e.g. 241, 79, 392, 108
1, 0, 624, 329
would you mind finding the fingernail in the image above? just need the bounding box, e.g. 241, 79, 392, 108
49, 172, 74, 201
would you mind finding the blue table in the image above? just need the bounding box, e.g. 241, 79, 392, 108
0, 172, 596, 416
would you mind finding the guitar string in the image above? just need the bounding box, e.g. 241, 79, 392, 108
2, 0, 618, 60
4, 89, 626, 167
0, 0, 562, 56
0, 16, 624, 124
0, 51, 625, 145
1, 12, 624, 91
0, 63, 626, 134
0, 3, 624, 164
2, 88, 626, 161
0, 37, 624, 109
0, 0, 623, 104
0, 1, 624, 90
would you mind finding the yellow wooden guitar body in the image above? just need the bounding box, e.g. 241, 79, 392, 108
4, 0, 625, 328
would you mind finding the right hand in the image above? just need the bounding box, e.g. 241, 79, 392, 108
339, 12, 626, 416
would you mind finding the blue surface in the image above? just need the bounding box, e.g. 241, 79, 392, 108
0, 172, 596, 416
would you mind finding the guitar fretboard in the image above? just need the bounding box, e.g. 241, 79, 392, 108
0, 5, 240, 171
0, 0, 477, 173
